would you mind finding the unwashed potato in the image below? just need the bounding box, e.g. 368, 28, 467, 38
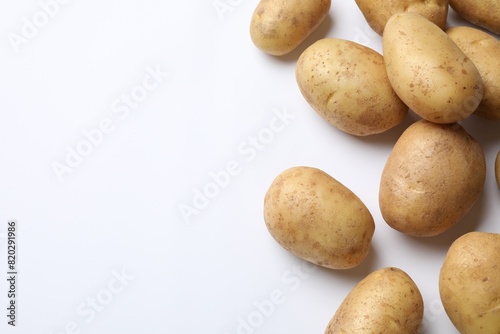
439, 232, 500, 334
250, 0, 331, 56
263, 166, 374, 269
449, 0, 500, 35
447, 26, 500, 120
355, 0, 448, 35
379, 120, 486, 237
496, 151, 500, 190
383, 12, 484, 124
296, 38, 407, 136
325, 267, 424, 334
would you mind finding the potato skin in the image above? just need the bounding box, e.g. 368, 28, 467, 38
355, 0, 448, 35
446, 26, 500, 120
496, 151, 500, 190
296, 38, 407, 136
263, 166, 374, 269
325, 267, 424, 334
439, 232, 500, 334
379, 120, 486, 237
250, 0, 331, 56
383, 12, 484, 124
449, 0, 500, 35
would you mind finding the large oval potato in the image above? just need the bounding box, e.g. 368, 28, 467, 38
446, 26, 500, 120
439, 232, 500, 333
379, 120, 486, 237
250, 0, 331, 56
449, 0, 500, 35
325, 267, 424, 333
383, 12, 484, 124
296, 38, 407, 136
355, 0, 448, 35
263, 166, 375, 269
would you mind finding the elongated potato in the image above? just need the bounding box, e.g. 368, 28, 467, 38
449, 0, 500, 35
383, 12, 484, 124
439, 232, 500, 333
296, 38, 407, 136
250, 0, 331, 56
264, 166, 375, 269
379, 120, 486, 237
446, 26, 500, 120
355, 0, 448, 35
325, 267, 424, 334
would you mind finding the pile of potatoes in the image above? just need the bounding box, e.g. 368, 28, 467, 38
251, 0, 500, 333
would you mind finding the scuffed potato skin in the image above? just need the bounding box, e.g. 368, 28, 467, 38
325, 267, 424, 334
250, 0, 331, 56
264, 166, 374, 269
439, 232, 500, 334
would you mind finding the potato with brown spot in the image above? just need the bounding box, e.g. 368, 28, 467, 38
355, 0, 448, 35
383, 12, 484, 123
296, 38, 407, 136
379, 120, 486, 237
449, 0, 500, 35
263, 166, 374, 269
250, 0, 331, 56
447, 26, 500, 120
439, 232, 500, 334
325, 267, 424, 333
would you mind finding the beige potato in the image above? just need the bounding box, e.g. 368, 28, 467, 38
250, 0, 331, 56
383, 12, 484, 124
379, 120, 486, 237
447, 26, 500, 120
355, 0, 448, 35
325, 267, 424, 334
439, 232, 500, 334
296, 38, 407, 136
449, 0, 500, 35
496, 151, 500, 190
263, 166, 374, 269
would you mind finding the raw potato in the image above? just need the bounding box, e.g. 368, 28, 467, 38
447, 26, 500, 120
354, 0, 448, 35
296, 38, 407, 136
250, 0, 331, 56
449, 0, 500, 35
383, 12, 484, 124
379, 120, 486, 237
439, 232, 500, 334
263, 166, 374, 269
496, 151, 500, 190
325, 267, 424, 334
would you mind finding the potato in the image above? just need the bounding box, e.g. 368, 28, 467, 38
496, 151, 500, 190
263, 166, 374, 269
325, 267, 424, 334
446, 26, 500, 120
439, 232, 500, 333
296, 38, 407, 136
354, 0, 448, 35
383, 12, 484, 124
449, 0, 500, 35
250, 0, 331, 56
379, 120, 486, 237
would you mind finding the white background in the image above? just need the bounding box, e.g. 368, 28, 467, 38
0, 0, 498, 333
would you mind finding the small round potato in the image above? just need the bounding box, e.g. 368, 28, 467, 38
296, 38, 407, 136
446, 26, 500, 120
383, 12, 484, 124
439, 232, 500, 334
496, 151, 500, 190
263, 166, 375, 269
354, 0, 448, 35
449, 0, 500, 35
325, 267, 424, 334
379, 120, 486, 237
250, 0, 331, 56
